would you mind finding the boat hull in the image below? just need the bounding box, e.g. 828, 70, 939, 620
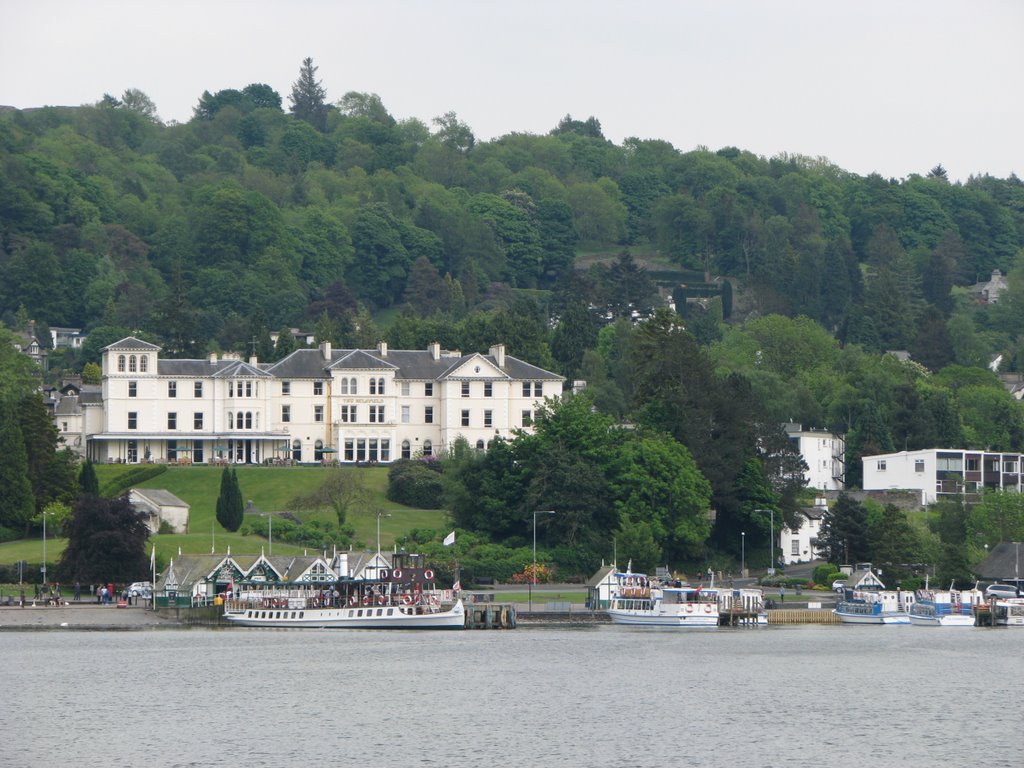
908, 613, 975, 627
608, 609, 719, 627
224, 600, 465, 629
833, 609, 910, 625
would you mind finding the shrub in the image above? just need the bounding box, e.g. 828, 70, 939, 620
99, 465, 167, 497
386, 460, 445, 508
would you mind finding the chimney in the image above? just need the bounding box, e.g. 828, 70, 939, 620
489, 343, 505, 368
378, 341, 388, 357
209, 352, 218, 365
428, 341, 440, 361
321, 341, 332, 361
249, 356, 258, 365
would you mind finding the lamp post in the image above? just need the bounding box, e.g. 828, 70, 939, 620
262, 512, 273, 556
41, 509, 48, 590
770, 509, 775, 576
741, 531, 746, 578
531, 510, 555, 612
376, 510, 391, 554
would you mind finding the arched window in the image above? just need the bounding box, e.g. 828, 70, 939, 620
236, 412, 244, 429
369, 378, 377, 395
401, 440, 411, 459
314, 439, 324, 462
476, 439, 485, 451
422, 440, 432, 457
139, 355, 148, 372
227, 412, 233, 429
377, 377, 385, 394
291, 439, 301, 462
245, 412, 252, 429
129, 355, 137, 372
117, 355, 126, 372
349, 377, 358, 395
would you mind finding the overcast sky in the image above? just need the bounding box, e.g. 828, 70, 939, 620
2, 0, 1020, 183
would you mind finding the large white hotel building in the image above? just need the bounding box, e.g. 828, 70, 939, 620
57, 337, 563, 465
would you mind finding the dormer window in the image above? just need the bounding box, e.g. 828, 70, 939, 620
118, 355, 126, 372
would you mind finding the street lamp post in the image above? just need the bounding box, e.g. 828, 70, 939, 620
41, 510, 48, 590
770, 509, 775, 576
531, 510, 555, 612
741, 531, 746, 578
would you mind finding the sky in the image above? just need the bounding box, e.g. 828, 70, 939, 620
1, 0, 1021, 183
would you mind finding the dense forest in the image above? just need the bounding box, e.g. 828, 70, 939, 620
3, 58, 1024, 581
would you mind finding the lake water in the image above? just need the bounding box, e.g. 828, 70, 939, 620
2, 625, 1021, 768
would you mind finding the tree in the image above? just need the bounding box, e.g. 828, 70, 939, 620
18, 393, 76, 512
867, 503, 920, 579
120, 88, 160, 122
289, 57, 330, 131
289, 468, 370, 526
215, 467, 243, 532
78, 459, 99, 497
58, 494, 150, 583
0, 401, 34, 533
817, 494, 870, 565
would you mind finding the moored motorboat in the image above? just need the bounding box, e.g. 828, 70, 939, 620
992, 598, 1024, 627
608, 569, 720, 627
908, 587, 980, 627
834, 590, 913, 624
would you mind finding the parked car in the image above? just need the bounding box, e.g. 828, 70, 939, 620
832, 579, 847, 593
127, 581, 153, 599
984, 583, 1021, 599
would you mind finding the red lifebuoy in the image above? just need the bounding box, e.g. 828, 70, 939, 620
704, 604, 712, 613
393, 569, 402, 579
362, 596, 370, 605
402, 595, 413, 605
686, 604, 693, 613
424, 569, 434, 580
379, 569, 390, 580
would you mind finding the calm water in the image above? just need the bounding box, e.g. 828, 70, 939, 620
2, 625, 1021, 768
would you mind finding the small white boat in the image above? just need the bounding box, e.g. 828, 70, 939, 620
834, 590, 913, 625
908, 586, 981, 627
992, 598, 1024, 627
608, 569, 720, 627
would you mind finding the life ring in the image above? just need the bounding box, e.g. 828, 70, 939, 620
379, 569, 390, 580
424, 569, 434, 580
393, 570, 402, 579
362, 596, 370, 605
704, 604, 712, 613
686, 604, 693, 613
376, 596, 386, 605
402, 595, 413, 605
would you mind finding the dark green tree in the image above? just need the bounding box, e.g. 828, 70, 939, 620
18, 393, 77, 512
817, 494, 870, 565
0, 401, 34, 533
57, 494, 150, 583
868, 503, 920, 580
216, 467, 244, 532
78, 459, 100, 497
289, 57, 330, 131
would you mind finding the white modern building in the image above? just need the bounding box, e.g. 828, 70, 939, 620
60, 337, 563, 465
784, 423, 845, 491
862, 448, 1024, 505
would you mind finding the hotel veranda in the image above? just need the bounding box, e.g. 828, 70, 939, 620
64, 337, 563, 465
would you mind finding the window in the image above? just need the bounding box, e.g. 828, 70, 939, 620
117, 355, 126, 372
282, 381, 290, 395
370, 378, 385, 395
227, 411, 233, 429
194, 412, 204, 430
292, 439, 301, 462
401, 440, 411, 459
476, 439, 485, 451
461, 409, 470, 427
139, 356, 148, 373
314, 439, 324, 462
401, 405, 410, 424
228, 381, 234, 398
282, 405, 291, 423
522, 410, 532, 427
245, 381, 253, 397
167, 439, 177, 462
129, 355, 137, 372
423, 440, 433, 457
462, 381, 470, 398
424, 382, 433, 396
168, 381, 177, 398
484, 382, 493, 397
168, 412, 177, 430
1004, 460, 1019, 473
368, 438, 379, 462
127, 440, 137, 463
791, 540, 800, 556
877, 460, 887, 471
914, 459, 925, 473
425, 406, 434, 424
370, 378, 377, 395
314, 405, 324, 422
128, 381, 137, 398
484, 410, 493, 428
314, 381, 324, 396
236, 412, 244, 429
128, 412, 137, 430
377, 377, 385, 394
344, 439, 354, 462
369, 405, 384, 423
349, 378, 357, 395
61, 422, 68, 432
193, 444, 203, 464
534, 382, 543, 397
341, 405, 356, 423
194, 381, 203, 398
401, 381, 410, 396
966, 458, 980, 472
380, 439, 390, 463
522, 382, 531, 397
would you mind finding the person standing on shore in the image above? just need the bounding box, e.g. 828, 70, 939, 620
74, 583, 81, 601
780, 586, 786, 603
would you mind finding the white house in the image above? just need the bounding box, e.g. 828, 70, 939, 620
784, 423, 845, 491
779, 498, 827, 565
128, 488, 190, 534
65, 337, 563, 465
862, 448, 1024, 505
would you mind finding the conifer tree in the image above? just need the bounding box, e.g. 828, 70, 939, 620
289, 57, 329, 132
0, 402, 35, 533
79, 459, 100, 497
216, 467, 244, 532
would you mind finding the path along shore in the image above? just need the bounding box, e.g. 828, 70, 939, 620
0, 603, 177, 630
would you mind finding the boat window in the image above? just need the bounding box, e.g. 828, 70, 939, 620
387, 608, 394, 615
299, 612, 304, 619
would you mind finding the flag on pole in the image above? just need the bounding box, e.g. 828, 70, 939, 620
443, 531, 456, 547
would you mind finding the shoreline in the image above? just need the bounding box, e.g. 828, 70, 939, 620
0, 603, 181, 630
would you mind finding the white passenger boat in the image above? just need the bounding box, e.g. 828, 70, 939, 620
834, 590, 913, 624
908, 587, 981, 628
223, 558, 465, 629
608, 570, 720, 627
992, 598, 1024, 627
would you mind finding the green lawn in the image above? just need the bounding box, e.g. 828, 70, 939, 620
0, 465, 449, 565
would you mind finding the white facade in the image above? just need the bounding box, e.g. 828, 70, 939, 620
862, 448, 1024, 505
785, 424, 845, 491
73, 337, 562, 465
779, 499, 826, 565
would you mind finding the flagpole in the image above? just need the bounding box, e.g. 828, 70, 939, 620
150, 545, 156, 611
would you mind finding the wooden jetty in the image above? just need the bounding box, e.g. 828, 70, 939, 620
464, 602, 517, 629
